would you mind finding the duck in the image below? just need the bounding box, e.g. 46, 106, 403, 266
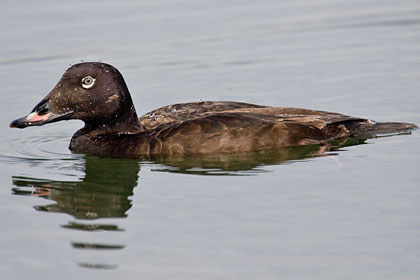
10, 62, 417, 158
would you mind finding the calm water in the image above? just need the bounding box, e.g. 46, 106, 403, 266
1, 0, 420, 279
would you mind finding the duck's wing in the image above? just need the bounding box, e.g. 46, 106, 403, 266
220, 107, 367, 128
144, 109, 367, 155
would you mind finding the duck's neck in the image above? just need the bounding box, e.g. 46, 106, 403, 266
82, 105, 145, 136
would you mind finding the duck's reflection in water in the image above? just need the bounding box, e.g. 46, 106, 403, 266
10, 137, 367, 269
12, 156, 140, 269
151, 138, 367, 175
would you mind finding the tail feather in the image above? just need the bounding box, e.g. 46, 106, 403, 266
350, 121, 418, 137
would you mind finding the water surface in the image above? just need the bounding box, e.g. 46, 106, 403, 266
1, 0, 420, 279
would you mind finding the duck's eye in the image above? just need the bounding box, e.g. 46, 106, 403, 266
81, 76, 95, 89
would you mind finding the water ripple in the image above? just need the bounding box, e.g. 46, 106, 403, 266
0, 134, 81, 163
71, 242, 125, 250
0, 132, 85, 180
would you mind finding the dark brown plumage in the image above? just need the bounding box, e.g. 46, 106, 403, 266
10, 62, 417, 158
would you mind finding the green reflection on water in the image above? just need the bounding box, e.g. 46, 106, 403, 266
11, 137, 368, 218
12, 156, 140, 220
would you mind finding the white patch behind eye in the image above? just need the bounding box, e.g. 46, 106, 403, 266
81, 76, 96, 89
105, 93, 119, 103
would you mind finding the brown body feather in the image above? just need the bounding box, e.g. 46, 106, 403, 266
69, 101, 415, 158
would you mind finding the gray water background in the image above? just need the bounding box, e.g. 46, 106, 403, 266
0, 0, 420, 279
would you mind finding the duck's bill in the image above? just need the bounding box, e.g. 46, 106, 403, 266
10, 99, 75, 128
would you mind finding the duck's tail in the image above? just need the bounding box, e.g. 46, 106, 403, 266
349, 120, 417, 137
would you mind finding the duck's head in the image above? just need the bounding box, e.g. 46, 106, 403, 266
10, 62, 138, 129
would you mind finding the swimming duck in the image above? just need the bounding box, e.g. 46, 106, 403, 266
10, 62, 417, 158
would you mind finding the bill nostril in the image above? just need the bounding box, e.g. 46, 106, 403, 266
38, 107, 50, 116
33, 99, 51, 116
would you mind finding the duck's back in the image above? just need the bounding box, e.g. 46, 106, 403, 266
139, 101, 362, 130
